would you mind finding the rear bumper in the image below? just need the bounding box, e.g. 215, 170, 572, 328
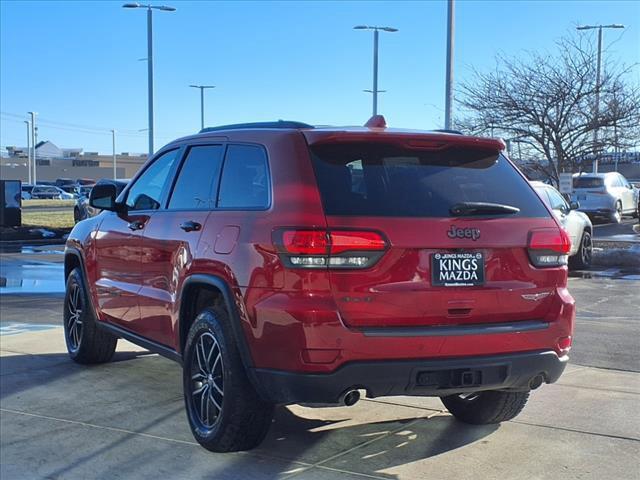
579, 207, 614, 217
252, 350, 568, 404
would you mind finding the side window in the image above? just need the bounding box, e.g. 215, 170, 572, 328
536, 188, 552, 209
606, 175, 620, 188
218, 145, 270, 209
619, 175, 630, 188
169, 145, 224, 210
546, 188, 568, 212
126, 149, 179, 211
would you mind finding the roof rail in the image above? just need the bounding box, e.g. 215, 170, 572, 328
432, 128, 464, 135
200, 120, 314, 133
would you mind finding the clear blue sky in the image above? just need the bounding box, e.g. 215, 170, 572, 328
1, 0, 638, 154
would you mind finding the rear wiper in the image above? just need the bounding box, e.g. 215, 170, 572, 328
450, 202, 520, 216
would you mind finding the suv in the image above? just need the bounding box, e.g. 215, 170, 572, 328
64, 118, 575, 452
531, 181, 593, 269
571, 172, 639, 223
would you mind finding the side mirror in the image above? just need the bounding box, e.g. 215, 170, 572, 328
89, 183, 121, 212
569, 201, 580, 210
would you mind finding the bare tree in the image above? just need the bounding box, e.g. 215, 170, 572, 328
456, 34, 640, 184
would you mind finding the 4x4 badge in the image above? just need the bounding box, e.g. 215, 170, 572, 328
447, 226, 481, 241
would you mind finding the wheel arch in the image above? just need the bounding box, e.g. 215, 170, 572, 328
64, 247, 84, 280
179, 274, 255, 372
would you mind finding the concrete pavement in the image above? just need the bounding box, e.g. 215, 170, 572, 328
1, 328, 639, 480
1, 244, 639, 479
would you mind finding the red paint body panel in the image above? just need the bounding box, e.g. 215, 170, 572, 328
67, 125, 575, 382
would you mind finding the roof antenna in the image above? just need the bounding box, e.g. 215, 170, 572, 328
364, 115, 387, 128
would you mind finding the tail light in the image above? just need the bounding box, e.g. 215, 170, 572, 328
275, 229, 387, 269
527, 228, 571, 268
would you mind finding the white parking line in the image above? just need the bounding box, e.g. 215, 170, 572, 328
0, 322, 61, 336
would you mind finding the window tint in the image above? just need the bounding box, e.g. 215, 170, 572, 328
605, 175, 621, 188
311, 143, 549, 218
574, 177, 604, 188
169, 145, 224, 210
534, 187, 552, 208
545, 188, 568, 212
126, 149, 179, 211
618, 175, 630, 188
218, 145, 270, 209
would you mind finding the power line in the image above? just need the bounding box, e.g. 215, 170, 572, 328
1, 111, 190, 140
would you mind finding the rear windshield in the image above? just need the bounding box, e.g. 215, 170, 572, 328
310, 142, 549, 218
573, 177, 604, 189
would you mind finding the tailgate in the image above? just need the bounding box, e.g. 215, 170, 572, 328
308, 137, 567, 328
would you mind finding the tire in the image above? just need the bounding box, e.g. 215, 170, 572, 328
440, 390, 530, 425
610, 201, 623, 224
63, 268, 118, 364
183, 306, 274, 452
568, 230, 593, 270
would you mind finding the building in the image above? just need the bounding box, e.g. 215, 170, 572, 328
1, 141, 147, 182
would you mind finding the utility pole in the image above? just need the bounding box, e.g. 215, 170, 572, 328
354, 25, 398, 116
444, 0, 455, 129
189, 85, 216, 130
28, 112, 37, 184
576, 23, 625, 173
24, 120, 31, 184
112, 129, 117, 179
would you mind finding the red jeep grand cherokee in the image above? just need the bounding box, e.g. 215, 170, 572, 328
64, 117, 574, 452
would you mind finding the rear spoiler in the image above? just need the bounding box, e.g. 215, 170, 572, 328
303, 131, 506, 152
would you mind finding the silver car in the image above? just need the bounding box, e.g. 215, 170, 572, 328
571, 172, 639, 223
532, 181, 593, 269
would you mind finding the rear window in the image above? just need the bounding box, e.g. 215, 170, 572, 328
573, 177, 604, 189
310, 142, 548, 218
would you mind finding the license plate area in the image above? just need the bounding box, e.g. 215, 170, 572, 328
432, 252, 485, 287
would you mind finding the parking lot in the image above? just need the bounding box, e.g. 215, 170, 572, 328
1, 242, 639, 480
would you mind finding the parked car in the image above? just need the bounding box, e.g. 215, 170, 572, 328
65, 117, 575, 452
55, 178, 74, 187
571, 172, 639, 223
531, 181, 593, 269
30, 184, 75, 200
74, 179, 127, 223
21, 184, 34, 200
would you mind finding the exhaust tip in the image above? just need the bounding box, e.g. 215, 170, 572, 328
529, 374, 545, 390
340, 389, 361, 407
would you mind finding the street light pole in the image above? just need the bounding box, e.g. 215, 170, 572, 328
576, 23, 624, 173
189, 85, 216, 130
444, 0, 455, 129
28, 112, 37, 184
24, 120, 31, 184
111, 129, 117, 179
123, 3, 176, 156
147, 7, 154, 156
354, 25, 398, 116
372, 28, 379, 116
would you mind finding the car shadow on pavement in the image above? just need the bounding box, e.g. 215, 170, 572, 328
0, 350, 156, 400
1, 351, 498, 479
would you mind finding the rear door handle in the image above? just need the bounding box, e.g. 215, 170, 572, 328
180, 221, 202, 232
127, 220, 145, 231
